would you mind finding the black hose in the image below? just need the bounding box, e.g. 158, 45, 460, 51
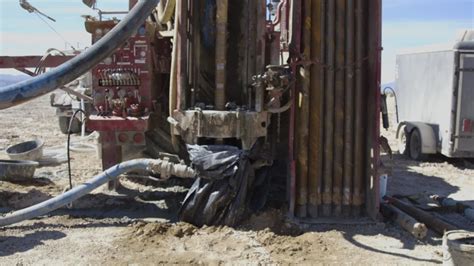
67, 109, 87, 190
383, 86, 399, 124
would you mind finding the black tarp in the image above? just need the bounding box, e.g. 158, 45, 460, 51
179, 143, 271, 226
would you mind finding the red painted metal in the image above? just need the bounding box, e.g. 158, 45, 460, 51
0, 56, 74, 69
87, 115, 149, 132
84, 1, 157, 170
463, 119, 472, 133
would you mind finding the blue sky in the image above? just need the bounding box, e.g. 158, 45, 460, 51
383, 0, 473, 83
1, 0, 473, 82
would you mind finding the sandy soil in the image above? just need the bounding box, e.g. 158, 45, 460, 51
0, 94, 472, 265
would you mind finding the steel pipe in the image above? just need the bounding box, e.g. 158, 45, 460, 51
157, 0, 176, 24
385, 196, 458, 235
353, 0, 365, 216
342, 0, 355, 216
0, 0, 159, 110
308, 0, 324, 218
177, 0, 188, 111
322, 0, 336, 216
169, 2, 178, 116
295, 0, 312, 218
332, 0, 346, 216
215, 0, 228, 110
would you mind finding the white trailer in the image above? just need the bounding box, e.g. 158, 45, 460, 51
395, 37, 474, 160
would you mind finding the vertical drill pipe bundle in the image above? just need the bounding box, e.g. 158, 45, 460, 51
294, 0, 381, 219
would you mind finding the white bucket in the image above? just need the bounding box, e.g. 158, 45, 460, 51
443, 230, 474, 266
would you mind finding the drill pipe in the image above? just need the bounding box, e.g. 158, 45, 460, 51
352, 0, 366, 216
342, 0, 355, 216
0, 0, 159, 110
322, 0, 336, 216
308, 0, 325, 218
295, 0, 312, 218
332, 0, 346, 216
177, 0, 188, 110
215, 0, 228, 110
385, 196, 458, 235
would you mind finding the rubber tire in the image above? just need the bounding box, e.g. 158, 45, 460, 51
398, 126, 409, 156
409, 128, 426, 161
59, 116, 81, 134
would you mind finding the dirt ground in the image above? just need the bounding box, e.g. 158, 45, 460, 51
0, 94, 473, 265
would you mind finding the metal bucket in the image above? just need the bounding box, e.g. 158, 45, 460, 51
443, 230, 474, 266
6, 139, 44, 161
0, 160, 39, 180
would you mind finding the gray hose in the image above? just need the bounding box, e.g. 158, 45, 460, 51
0, 159, 153, 227
0, 0, 159, 110
0, 158, 195, 227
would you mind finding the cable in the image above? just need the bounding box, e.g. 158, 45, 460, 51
34, 12, 76, 51
67, 109, 87, 190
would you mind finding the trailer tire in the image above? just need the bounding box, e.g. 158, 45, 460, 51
398, 125, 409, 156
59, 116, 81, 134
409, 128, 426, 161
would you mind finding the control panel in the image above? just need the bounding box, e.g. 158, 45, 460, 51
86, 20, 153, 119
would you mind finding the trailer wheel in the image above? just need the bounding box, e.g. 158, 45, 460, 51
398, 126, 409, 155
409, 128, 425, 161
59, 117, 81, 134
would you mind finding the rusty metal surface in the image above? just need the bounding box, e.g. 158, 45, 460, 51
177, 0, 188, 111
172, 110, 268, 150
215, 0, 228, 110
295, 0, 312, 218
366, 0, 382, 220
292, 0, 382, 219
322, 0, 335, 216
308, 0, 324, 218
288, 0, 302, 218
352, 0, 366, 216
342, 0, 355, 216
332, 0, 346, 216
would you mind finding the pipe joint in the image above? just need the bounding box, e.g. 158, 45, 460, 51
148, 159, 195, 179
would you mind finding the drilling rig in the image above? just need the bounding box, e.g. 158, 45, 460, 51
0, 0, 383, 224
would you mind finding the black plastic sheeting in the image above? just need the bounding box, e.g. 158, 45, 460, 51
179, 143, 272, 226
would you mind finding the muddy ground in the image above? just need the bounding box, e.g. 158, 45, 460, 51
0, 94, 472, 265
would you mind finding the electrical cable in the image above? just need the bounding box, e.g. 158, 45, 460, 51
67, 109, 87, 190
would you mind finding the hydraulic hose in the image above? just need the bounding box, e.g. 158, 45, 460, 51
0, 0, 159, 110
0, 158, 195, 227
